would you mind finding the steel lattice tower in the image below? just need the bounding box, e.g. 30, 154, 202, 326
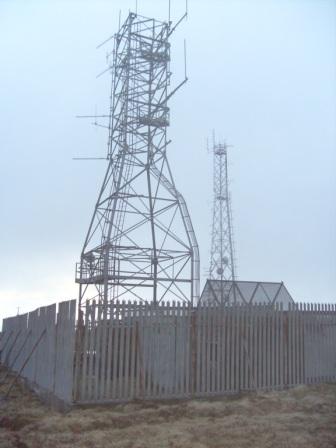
76, 12, 200, 308
209, 138, 236, 286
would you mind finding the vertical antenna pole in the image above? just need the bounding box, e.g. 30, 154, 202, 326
184, 39, 187, 80
118, 10, 121, 29
186, 0, 188, 17
135, 0, 138, 14
168, 0, 171, 24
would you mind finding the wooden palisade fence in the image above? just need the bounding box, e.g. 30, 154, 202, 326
0, 300, 76, 404
73, 301, 336, 404
1, 301, 335, 405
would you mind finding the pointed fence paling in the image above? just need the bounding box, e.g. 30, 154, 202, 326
73, 301, 336, 403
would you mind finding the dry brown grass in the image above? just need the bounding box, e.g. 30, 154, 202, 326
1, 366, 336, 448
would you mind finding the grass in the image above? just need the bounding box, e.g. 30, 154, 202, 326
1, 366, 336, 448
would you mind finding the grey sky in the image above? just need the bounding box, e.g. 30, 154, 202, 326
1, 0, 335, 323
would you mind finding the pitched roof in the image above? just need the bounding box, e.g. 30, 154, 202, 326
200, 280, 294, 307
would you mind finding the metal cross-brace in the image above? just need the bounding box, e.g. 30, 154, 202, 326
0, 330, 13, 362
0, 330, 32, 385
3, 329, 46, 399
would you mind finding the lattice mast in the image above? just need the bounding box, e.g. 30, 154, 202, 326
76, 12, 200, 308
209, 137, 236, 286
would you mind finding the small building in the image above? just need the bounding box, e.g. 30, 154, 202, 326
200, 280, 294, 307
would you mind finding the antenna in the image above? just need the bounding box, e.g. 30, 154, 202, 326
76, 114, 110, 119
184, 39, 187, 80
206, 134, 237, 303
72, 157, 106, 161
168, 0, 187, 26
96, 34, 114, 50
168, 2, 188, 36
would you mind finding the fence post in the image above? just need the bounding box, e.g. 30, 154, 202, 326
73, 305, 84, 401
190, 308, 197, 396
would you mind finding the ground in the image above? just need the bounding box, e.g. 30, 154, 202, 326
0, 367, 336, 448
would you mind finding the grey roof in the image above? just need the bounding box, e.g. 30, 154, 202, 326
200, 280, 294, 307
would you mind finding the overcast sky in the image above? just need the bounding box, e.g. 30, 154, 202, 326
0, 0, 335, 324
